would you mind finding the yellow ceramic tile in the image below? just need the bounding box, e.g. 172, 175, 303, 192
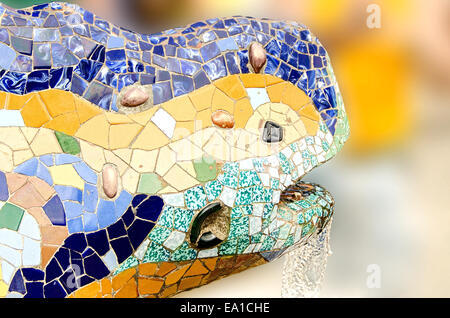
168, 138, 203, 161
211, 89, 235, 114
113, 149, 132, 164
188, 127, 216, 149
130, 149, 158, 173
281, 84, 311, 111
214, 75, 247, 100
79, 140, 106, 172
13, 149, 34, 166
105, 112, 134, 125
128, 107, 158, 126
44, 112, 81, 136
155, 146, 176, 176
20, 127, 38, 143
0, 281, 7, 298
173, 121, 195, 141
40, 90, 76, 117
157, 186, 177, 194
75, 97, 103, 124
0, 144, 13, 172
131, 123, 169, 151
284, 125, 302, 144
239, 73, 266, 88
75, 114, 110, 149
230, 147, 252, 162
264, 75, 284, 86
162, 95, 196, 121
0, 91, 7, 109
163, 165, 199, 191
7, 93, 32, 110
0, 127, 29, 151
269, 111, 286, 125
203, 132, 230, 161
188, 85, 215, 111
21, 94, 51, 128
301, 116, 319, 135
122, 168, 140, 193
104, 151, 128, 176
195, 108, 212, 130
298, 103, 320, 121
30, 128, 62, 156
266, 82, 286, 103
178, 161, 196, 177
234, 98, 254, 129
109, 123, 143, 150
49, 164, 85, 189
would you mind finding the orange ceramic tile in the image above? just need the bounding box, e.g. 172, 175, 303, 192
184, 260, 209, 277
281, 84, 311, 111
298, 103, 320, 121
264, 74, 284, 86
173, 121, 195, 141
112, 268, 136, 291
188, 85, 214, 111
233, 98, 253, 128
202, 258, 218, 271
302, 117, 319, 135
115, 278, 138, 298
178, 276, 203, 291
214, 75, 247, 100
109, 123, 143, 150
101, 278, 112, 295
39, 90, 76, 117
128, 107, 158, 126
266, 82, 287, 103
41, 245, 58, 268
20, 94, 51, 127
138, 263, 158, 276
0, 91, 6, 109
160, 284, 178, 298
6, 93, 32, 110
29, 176, 55, 201
72, 281, 101, 298
156, 262, 177, 277
195, 108, 213, 129
162, 95, 197, 121
75, 97, 103, 124
131, 122, 170, 150
211, 89, 235, 114
239, 73, 266, 88
44, 112, 81, 136
75, 114, 110, 148
41, 225, 68, 246
137, 278, 164, 295
6, 173, 28, 193
164, 265, 190, 285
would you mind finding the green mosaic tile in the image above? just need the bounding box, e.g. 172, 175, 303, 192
270, 178, 280, 190
260, 236, 276, 251
55, 131, 81, 155
204, 180, 223, 201
148, 226, 172, 244
156, 206, 174, 228
184, 186, 207, 210
235, 187, 253, 205
193, 155, 217, 182
236, 236, 250, 254
217, 172, 238, 189
0, 203, 24, 231
113, 255, 139, 275
228, 216, 249, 238
173, 208, 194, 232
278, 153, 293, 174
251, 159, 264, 172
283, 234, 295, 247
222, 162, 239, 175
219, 237, 238, 255
238, 170, 261, 187
137, 173, 162, 194
170, 242, 197, 261
251, 232, 263, 243
143, 241, 170, 263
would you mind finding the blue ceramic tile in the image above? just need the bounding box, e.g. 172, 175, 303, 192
83, 212, 99, 232
14, 157, 38, 176
73, 161, 97, 184
97, 199, 116, 228
43, 195, 66, 226
83, 183, 98, 213
0, 42, 17, 69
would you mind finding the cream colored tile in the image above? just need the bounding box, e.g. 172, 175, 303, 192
155, 146, 176, 176
13, 149, 33, 166
168, 138, 203, 161
122, 168, 140, 194
130, 149, 158, 173
30, 129, 62, 156
0, 127, 29, 151
0, 144, 13, 172
163, 165, 199, 191
80, 140, 105, 172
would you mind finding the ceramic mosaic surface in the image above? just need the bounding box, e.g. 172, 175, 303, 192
0, 2, 349, 298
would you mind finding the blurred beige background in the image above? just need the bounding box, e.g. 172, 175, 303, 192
4, 0, 450, 297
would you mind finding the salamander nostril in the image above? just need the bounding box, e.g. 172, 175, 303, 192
262, 121, 283, 143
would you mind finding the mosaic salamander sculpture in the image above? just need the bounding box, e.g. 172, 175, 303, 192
0, 2, 349, 298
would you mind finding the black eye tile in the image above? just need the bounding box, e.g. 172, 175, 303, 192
262, 121, 283, 143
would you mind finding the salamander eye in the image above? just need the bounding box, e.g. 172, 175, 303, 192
262, 121, 283, 143
190, 202, 230, 249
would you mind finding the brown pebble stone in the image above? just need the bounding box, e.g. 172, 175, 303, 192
102, 165, 118, 198
249, 42, 267, 73
120, 87, 149, 107
211, 110, 235, 128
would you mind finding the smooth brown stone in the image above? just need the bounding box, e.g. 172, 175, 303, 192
102, 165, 118, 198
249, 42, 267, 73
120, 87, 149, 107
211, 110, 235, 129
